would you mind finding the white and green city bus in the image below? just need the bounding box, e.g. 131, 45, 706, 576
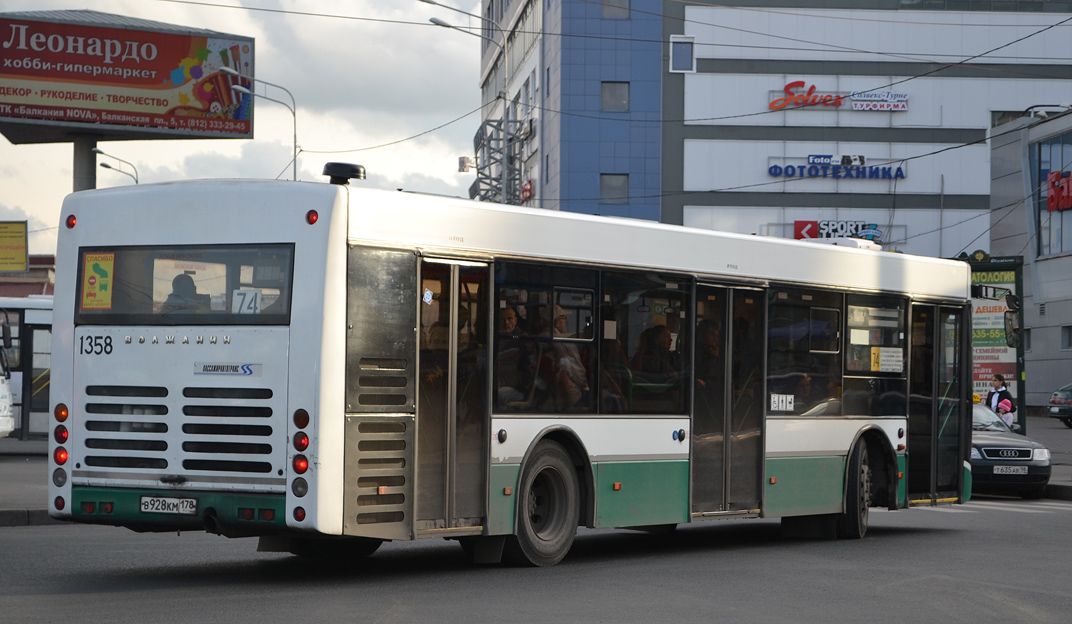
48, 166, 972, 565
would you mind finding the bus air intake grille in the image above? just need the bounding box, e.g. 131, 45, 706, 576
178, 387, 279, 477
343, 415, 414, 539
86, 385, 168, 397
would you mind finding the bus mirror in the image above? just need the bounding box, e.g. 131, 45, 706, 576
1004, 311, 1021, 349
1, 323, 9, 350
1005, 294, 1020, 312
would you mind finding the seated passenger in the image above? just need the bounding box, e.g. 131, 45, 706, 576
162, 274, 208, 313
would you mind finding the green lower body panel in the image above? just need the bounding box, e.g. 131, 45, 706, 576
764, 456, 845, 518
487, 464, 520, 535
593, 460, 689, 528
71, 486, 286, 531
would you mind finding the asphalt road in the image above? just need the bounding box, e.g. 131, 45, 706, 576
2, 496, 1070, 623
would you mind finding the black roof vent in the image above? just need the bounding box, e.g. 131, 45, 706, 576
323, 162, 366, 185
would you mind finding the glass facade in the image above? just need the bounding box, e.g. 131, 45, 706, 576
1032, 130, 1072, 256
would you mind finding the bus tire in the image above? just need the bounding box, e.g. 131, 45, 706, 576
836, 442, 872, 540
505, 441, 579, 567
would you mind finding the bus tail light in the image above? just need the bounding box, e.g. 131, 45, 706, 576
65, 215, 77, 229
54, 404, 69, 422
55, 497, 65, 511
54, 447, 68, 465
293, 409, 309, 429
293, 455, 309, 474
293, 432, 309, 452
101, 502, 114, 514
259, 509, 275, 522
306, 210, 318, 225
82, 502, 96, 514
54, 425, 68, 444
293, 507, 306, 522
239, 508, 254, 521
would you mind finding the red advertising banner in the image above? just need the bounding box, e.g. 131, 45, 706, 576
0, 16, 254, 140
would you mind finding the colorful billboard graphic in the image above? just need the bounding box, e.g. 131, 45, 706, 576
971, 269, 1018, 401
0, 16, 253, 140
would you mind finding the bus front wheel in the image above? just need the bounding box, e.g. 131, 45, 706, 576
836, 442, 872, 540
505, 441, 579, 567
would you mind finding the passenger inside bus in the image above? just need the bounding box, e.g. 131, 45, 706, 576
162, 274, 209, 313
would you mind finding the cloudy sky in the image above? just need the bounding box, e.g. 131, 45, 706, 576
1, 0, 485, 255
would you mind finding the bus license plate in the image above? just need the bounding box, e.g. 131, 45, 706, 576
140, 496, 198, 515
993, 466, 1028, 475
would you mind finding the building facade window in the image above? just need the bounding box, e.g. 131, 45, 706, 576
600, 174, 629, 203
603, 0, 630, 19
669, 36, 695, 73
1033, 129, 1072, 256
601, 81, 629, 111
1063, 326, 1072, 350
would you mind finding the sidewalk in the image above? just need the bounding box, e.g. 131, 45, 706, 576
2, 413, 1070, 527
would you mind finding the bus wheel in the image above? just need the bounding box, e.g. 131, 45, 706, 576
289, 536, 382, 559
836, 442, 872, 540
505, 441, 579, 566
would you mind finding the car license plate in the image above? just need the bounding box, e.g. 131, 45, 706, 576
994, 466, 1028, 475
140, 496, 197, 515
1052, 407, 1060, 413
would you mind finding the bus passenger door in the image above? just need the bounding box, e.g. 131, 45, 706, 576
908, 304, 968, 503
416, 259, 489, 535
691, 286, 764, 515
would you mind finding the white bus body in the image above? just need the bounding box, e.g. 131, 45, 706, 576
49, 176, 972, 564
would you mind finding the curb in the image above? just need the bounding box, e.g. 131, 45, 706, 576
0, 509, 65, 527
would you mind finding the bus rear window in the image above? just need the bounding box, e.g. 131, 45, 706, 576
76, 244, 295, 326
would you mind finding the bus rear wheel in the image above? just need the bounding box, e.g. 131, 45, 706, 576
836, 442, 872, 540
505, 441, 579, 567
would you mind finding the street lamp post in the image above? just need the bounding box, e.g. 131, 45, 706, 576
421, 0, 508, 95
425, 3, 517, 205
92, 147, 138, 184
221, 67, 298, 181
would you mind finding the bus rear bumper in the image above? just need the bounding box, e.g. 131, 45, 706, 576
70, 485, 287, 535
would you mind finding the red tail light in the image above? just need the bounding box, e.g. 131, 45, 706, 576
54, 425, 68, 444
306, 210, 318, 225
293, 432, 309, 452
54, 447, 68, 465
293, 409, 309, 429
55, 497, 66, 510
293, 507, 306, 522
82, 502, 96, 514
293, 455, 309, 474
239, 508, 254, 521
65, 215, 77, 229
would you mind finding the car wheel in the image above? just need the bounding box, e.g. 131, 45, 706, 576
1061, 418, 1072, 429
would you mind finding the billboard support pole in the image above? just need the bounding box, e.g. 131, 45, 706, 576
72, 135, 98, 192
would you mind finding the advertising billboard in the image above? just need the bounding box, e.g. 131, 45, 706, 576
0, 221, 28, 273
970, 262, 1022, 404
0, 13, 253, 143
